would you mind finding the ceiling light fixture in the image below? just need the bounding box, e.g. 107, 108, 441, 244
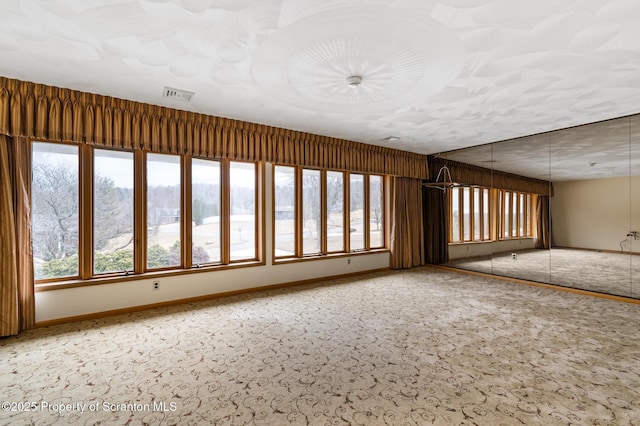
383, 136, 400, 142
346, 75, 363, 88
423, 164, 467, 191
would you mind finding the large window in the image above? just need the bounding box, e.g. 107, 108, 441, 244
499, 190, 533, 239
30, 139, 387, 284
349, 174, 365, 251
273, 168, 386, 260
31, 141, 262, 284
274, 166, 296, 257
449, 186, 491, 243
449, 186, 535, 243
147, 154, 182, 269
369, 175, 384, 248
229, 162, 257, 261
32, 142, 80, 280
326, 171, 344, 253
302, 169, 321, 255
192, 159, 221, 265
94, 149, 134, 274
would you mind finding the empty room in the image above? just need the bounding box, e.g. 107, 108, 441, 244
1, 0, 640, 424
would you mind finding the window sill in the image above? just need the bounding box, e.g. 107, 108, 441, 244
273, 249, 389, 265
34, 259, 265, 292
448, 240, 494, 246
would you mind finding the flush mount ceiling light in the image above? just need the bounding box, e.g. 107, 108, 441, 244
252, 5, 464, 113
382, 135, 400, 142
346, 75, 363, 88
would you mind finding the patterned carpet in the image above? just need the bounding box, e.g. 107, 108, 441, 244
2, 268, 640, 425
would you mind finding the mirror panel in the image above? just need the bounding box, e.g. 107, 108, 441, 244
632, 115, 640, 298
443, 143, 494, 275
440, 114, 638, 300
489, 135, 551, 283
550, 120, 632, 297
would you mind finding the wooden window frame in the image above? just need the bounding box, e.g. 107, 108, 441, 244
498, 190, 534, 239
273, 166, 388, 262
368, 174, 386, 249
448, 186, 492, 244
31, 140, 264, 288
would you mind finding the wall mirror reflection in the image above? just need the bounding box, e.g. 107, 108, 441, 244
436, 115, 640, 299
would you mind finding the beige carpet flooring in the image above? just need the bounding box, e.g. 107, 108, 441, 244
447, 248, 640, 298
1, 268, 640, 425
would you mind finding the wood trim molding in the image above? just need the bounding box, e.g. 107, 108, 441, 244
430, 264, 640, 305
34, 267, 391, 328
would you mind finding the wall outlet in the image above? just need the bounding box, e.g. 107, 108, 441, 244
153, 281, 160, 291
512, 253, 517, 260
347, 258, 351, 265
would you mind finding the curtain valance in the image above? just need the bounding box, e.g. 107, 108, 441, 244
0, 77, 429, 179
428, 156, 552, 195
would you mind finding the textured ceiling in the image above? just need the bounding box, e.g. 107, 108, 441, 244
1, 0, 640, 178
443, 114, 640, 181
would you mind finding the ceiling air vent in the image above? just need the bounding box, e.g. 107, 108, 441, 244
162, 86, 195, 102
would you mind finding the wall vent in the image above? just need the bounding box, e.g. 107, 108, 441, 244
162, 86, 195, 102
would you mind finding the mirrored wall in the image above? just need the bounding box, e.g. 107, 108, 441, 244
442, 114, 640, 299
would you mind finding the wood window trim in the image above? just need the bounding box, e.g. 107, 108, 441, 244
326, 170, 345, 254
272, 166, 388, 262
369, 174, 385, 249
227, 160, 261, 263
31, 140, 264, 287
449, 186, 493, 244
79, 143, 92, 279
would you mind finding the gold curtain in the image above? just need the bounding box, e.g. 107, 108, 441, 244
0, 135, 35, 336
536, 195, 551, 249
428, 156, 551, 195
0, 77, 429, 179
390, 177, 424, 269
422, 186, 449, 265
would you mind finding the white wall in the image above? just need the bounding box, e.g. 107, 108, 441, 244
35, 164, 390, 323
551, 176, 640, 252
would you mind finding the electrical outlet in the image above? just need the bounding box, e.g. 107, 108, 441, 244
153, 281, 159, 291
347, 258, 351, 265
512, 253, 517, 260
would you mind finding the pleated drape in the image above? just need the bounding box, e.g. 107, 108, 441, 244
422, 187, 449, 264
0, 135, 35, 336
536, 195, 551, 249
390, 177, 424, 269
0, 77, 429, 179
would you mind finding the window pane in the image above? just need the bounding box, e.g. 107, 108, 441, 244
350, 174, 365, 250
274, 166, 296, 257
463, 187, 471, 241
483, 189, 490, 240
32, 142, 79, 279
526, 195, 532, 236
94, 149, 134, 274
503, 192, 511, 238
192, 159, 220, 265
230, 162, 256, 260
519, 193, 525, 236
512, 192, 518, 237
369, 175, 384, 248
473, 188, 481, 241
451, 188, 460, 242
147, 153, 181, 269
302, 169, 321, 254
327, 171, 345, 252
